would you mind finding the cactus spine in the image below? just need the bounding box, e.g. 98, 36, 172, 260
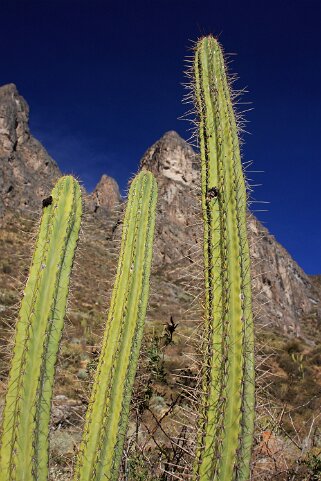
74, 170, 158, 481
0, 176, 82, 481
193, 36, 255, 481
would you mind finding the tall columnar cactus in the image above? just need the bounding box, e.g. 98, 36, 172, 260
0, 176, 82, 481
193, 36, 255, 481
74, 170, 157, 481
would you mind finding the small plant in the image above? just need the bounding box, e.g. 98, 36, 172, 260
304, 454, 321, 479
164, 316, 179, 345
291, 352, 305, 378
146, 331, 166, 382
125, 452, 154, 481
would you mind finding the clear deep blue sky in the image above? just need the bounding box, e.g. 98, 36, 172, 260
1, 0, 320, 274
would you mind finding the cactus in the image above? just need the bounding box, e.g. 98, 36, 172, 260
192, 36, 255, 481
74, 170, 158, 481
0, 176, 82, 481
0, 37, 255, 481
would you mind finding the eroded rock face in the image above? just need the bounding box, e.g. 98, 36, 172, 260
0, 84, 122, 222
249, 217, 320, 335
87, 174, 121, 216
140, 131, 201, 267
141, 131, 199, 187
0, 84, 61, 214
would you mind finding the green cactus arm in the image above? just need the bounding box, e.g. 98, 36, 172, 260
193, 36, 255, 481
74, 170, 157, 481
0, 176, 82, 481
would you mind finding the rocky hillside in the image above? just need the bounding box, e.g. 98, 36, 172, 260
140, 130, 320, 337
0, 83, 121, 219
1, 84, 319, 337
0, 84, 320, 480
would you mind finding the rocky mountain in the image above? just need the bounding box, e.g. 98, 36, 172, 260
0, 84, 121, 219
89, 174, 121, 213
0, 84, 61, 214
0, 84, 320, 338
0, 84, 320, 479
140, 130, 320, 337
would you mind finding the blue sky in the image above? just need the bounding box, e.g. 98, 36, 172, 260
1, 0, 320, 274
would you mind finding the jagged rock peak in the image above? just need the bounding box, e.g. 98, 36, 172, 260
0, 83, 61, 215
0, 83, 30, 155
90, 174, 121, 212
140, 131, 199, 186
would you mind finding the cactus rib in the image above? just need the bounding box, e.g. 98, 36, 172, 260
193, 36, 255, 481
74, 170, 158, 481
0, 176, 82, 481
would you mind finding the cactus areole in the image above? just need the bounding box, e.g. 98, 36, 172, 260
193, 36, 255, 481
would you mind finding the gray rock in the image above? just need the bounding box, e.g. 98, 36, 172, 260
140, 131, 201, 268
0, 83, 61, 215
87, 174, 121, 216
51, 395, 86, 427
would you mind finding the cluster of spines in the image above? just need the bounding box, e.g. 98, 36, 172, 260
192, 36, 255, 481
0, 176, 82, 481
73, 170, 157, 481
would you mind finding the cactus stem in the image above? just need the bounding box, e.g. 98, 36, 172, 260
74, 170, 157, 481
0, 176, 82, 481
192, 36, 255, 481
